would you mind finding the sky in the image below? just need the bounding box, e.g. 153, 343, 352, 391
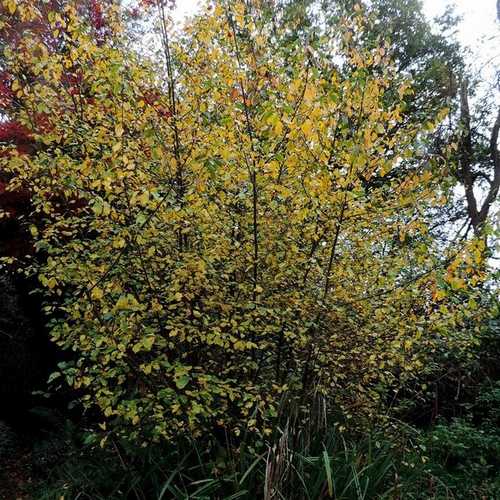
425, 0, 498, 48
425, 0, 499, 78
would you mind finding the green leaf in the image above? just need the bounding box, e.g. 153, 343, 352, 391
175, 374, 190, 390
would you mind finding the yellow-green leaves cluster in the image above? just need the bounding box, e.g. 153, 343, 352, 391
0, 0, 486, 442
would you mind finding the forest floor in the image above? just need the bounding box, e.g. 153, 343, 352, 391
0, 446, 34, 500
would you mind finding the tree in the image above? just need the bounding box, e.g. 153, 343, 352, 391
0, 0, 485, 443
458, 79, 500, 236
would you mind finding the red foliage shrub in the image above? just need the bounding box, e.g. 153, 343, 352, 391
0, 71, 14, 108
0, 121, 33, 153
0, 121, 31, 143
89, 0, 105, 30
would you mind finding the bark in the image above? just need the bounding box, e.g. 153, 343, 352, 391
458, 79, 500, 236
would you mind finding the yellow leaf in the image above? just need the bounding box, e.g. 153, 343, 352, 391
102, 201, 111, 217
267, 160, 280, 177
115, 294, 138, 311
364, 128, 372, 148
301, 120, 313, 137
115, 123, 124, 138
303, 85, 316, 104
6, 0, 16, 15
112, 237, 126, 249
137, 191, 149, 206
91, 287, 104, 300
115, 296, 128, 310
273, 120, 283, 136
449, 277, 465, 290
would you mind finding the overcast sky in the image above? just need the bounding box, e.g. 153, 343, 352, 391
426, 0, 499, 75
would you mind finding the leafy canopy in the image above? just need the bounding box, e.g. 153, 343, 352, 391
0, 0, 487, 443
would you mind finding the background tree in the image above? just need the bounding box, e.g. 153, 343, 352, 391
458, 79, 499, 237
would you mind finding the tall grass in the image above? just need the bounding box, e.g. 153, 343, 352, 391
34, 415, 404, 499
36, 388, 500, 499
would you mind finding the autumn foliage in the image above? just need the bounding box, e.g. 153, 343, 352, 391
0, 0, 489, 444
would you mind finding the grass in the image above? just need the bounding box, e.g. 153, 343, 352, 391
29, 380, 500, 499
32, 422, 406, 499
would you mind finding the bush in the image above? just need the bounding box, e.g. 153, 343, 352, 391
1, 0, 486, 444
419, 385, 500, 499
